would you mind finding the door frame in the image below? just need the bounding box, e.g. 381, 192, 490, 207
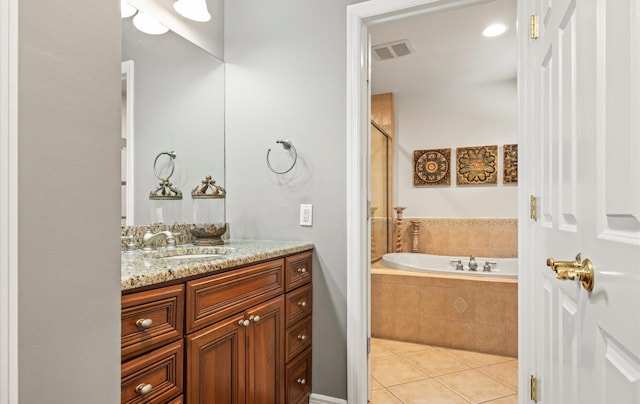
0, 0, 19, 402
346, 0, 532, 402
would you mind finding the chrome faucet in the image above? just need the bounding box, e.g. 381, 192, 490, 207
142, 228, 177, 251
468, 256, 478, 271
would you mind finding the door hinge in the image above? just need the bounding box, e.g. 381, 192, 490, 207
367, 337, 371, 355
530, 195, 538, 221
530, 375, 538, 402
530, 14, 540, 39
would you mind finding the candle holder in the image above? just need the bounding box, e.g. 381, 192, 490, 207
393, 206, 406, 252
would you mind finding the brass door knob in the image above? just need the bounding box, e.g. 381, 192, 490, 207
546, 253, 594, 291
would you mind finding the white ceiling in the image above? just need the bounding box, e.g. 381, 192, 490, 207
370, 0, 517, 96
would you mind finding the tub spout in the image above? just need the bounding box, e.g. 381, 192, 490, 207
468, 256, 478, 271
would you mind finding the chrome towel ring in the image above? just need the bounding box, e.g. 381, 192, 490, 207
266, 140, 297, 174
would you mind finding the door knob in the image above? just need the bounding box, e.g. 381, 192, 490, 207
546, 253, 594, 292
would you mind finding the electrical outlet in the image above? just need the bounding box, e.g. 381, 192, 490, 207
300, 204, 313, 226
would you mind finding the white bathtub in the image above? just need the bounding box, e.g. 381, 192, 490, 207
381, 253, 518, 279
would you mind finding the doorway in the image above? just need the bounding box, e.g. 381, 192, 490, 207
346, 0, 522, 402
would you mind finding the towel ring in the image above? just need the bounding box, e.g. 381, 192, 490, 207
153, 151, 176, 180
267, 140, 297, 174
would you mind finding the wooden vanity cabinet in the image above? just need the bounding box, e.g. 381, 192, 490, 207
121, 249, 313, 404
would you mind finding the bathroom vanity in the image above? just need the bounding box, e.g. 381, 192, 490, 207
120, 240, 313, 404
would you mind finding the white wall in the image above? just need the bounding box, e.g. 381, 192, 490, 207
18, 0, 121, 402
225, 0, 365, 399
122, 20, 225, 225
392, 79, 518, 217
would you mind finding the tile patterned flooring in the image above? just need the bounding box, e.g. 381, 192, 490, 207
370, 338, 518, 403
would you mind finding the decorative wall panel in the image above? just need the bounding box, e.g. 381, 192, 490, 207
413, 148, 451, 186
456, 145, 497, 185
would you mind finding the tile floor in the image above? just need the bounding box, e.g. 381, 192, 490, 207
370, 338, 518, 403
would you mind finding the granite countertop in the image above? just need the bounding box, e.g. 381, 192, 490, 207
121, 239, 314, 291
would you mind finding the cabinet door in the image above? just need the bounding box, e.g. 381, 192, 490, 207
246, 296, 285, 404
185, 314, 247, 404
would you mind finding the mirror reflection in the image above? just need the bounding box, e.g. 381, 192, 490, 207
121, 16, 225, 226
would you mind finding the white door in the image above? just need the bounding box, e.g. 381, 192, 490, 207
526, 0, 640, 402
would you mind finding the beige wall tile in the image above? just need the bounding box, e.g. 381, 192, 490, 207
447, 320, 476, 351
371, 310, 395, 339
372, 282, 395, 313
394, 311, 421, 342
419, 286, 448, 318
505, 320, 518, 357
476, 289, 507, 324
476, 322, 507, 355
419, 318, 448, 347
447, 288, 476, 321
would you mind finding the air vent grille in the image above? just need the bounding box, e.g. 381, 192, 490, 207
372, 39, 415, 60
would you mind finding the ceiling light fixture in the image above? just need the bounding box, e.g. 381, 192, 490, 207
133, 12, 169, 35
121, 0, 137, 18
173, 0, 211, 22
482, 23, 507, 37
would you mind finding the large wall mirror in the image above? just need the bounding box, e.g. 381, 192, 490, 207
121, 0, 225, 226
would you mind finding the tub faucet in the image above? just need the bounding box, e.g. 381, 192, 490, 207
142, 228, 177, 251
450, 259, 464, 271
468, 256, 478, 271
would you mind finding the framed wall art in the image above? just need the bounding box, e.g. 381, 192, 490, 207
503, 144, 518, 184
413, 148, 451, 186
456, 145, 498, 185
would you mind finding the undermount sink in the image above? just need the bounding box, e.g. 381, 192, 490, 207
141, 246, 236, 260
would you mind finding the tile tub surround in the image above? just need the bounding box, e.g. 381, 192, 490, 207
121, 239, 314, 290
371, 263, 517, 357
395, 217, 518, 258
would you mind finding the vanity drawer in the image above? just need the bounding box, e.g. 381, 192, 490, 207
285, 283, 312, 328
121, 340, 183, 404
167, 395, 183, 404
285, 316, 312, 363
186, 259, 284, 333
285, 251, 312, 292
121, 284, 184, 361
286, 348, 312, 404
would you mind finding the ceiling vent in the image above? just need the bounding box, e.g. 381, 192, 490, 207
372, 39, 416, 60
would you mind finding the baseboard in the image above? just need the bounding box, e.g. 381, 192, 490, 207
309, 393, 349, 404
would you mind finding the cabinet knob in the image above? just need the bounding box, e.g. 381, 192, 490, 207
238, 319, 250, 327
296, 378, 306, 385
297, 267, 307, 274
135, 319, 153, 329
135, 383, 153, 395
250, 315, 260, 323
297, 334, 307, 341
297, 301, 307, 308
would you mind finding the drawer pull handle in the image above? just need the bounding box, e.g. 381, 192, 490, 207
296, 378, 306, 385
239, 319, 250, 327
250, 315, 260, 323
135, 383, 153, 395
297, 267, 307, 274
135, 319, 153, 329
297, 301, 307, 308
297, 334, 308, 341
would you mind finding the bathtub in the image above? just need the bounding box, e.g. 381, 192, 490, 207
381, 253, 518, 279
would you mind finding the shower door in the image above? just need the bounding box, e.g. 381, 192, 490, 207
370, 121, 392, 262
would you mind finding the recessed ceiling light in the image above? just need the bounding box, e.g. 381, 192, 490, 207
483, 23, 507, 37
